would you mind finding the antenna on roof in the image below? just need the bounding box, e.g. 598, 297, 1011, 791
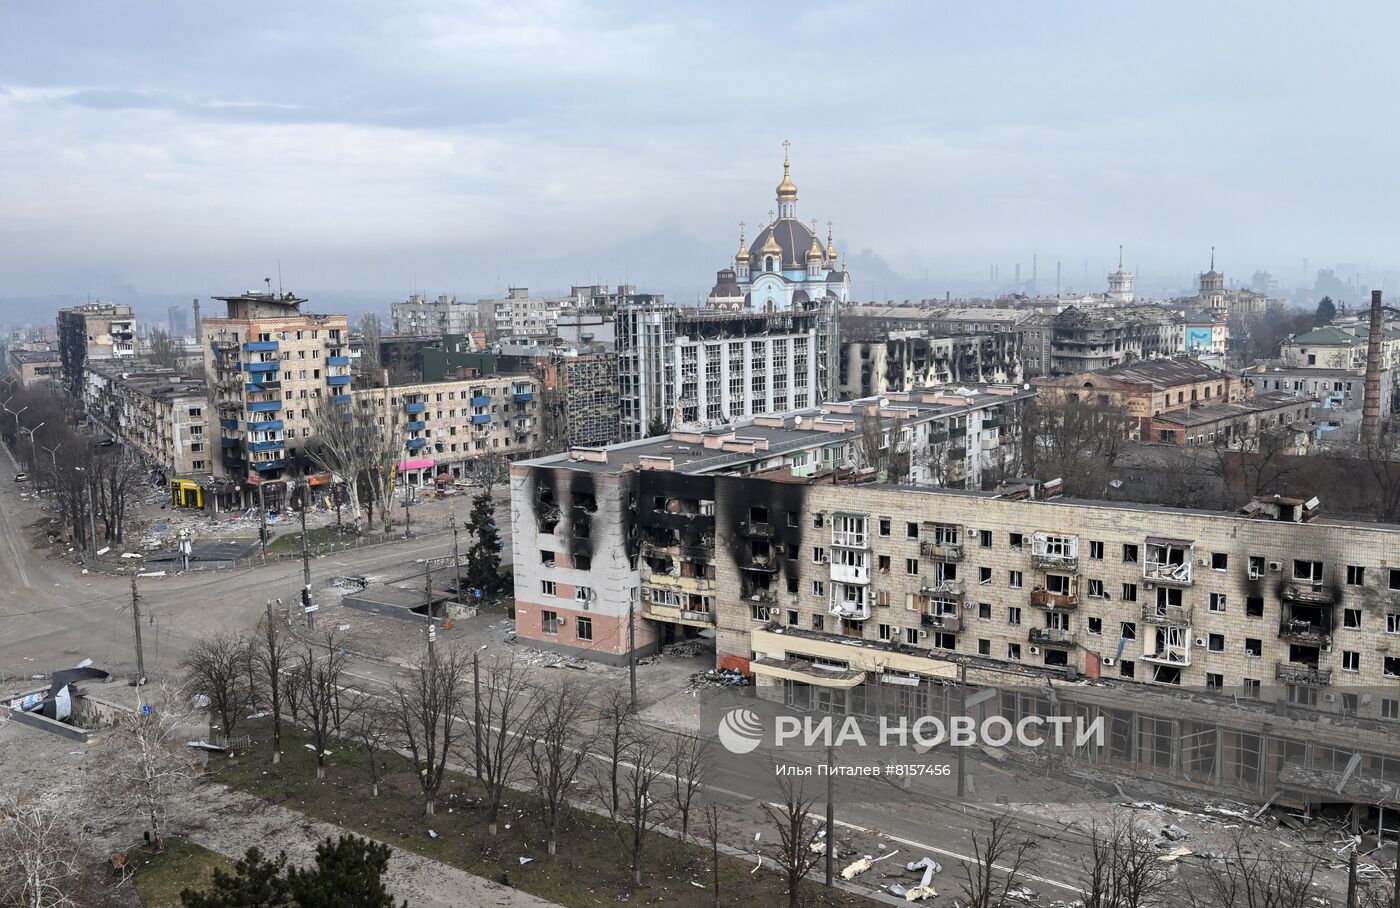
277, 261, 283, 297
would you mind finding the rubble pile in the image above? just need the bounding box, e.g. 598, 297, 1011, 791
685, 668, 748, 692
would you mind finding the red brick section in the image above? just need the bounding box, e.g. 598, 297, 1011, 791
717, 653, 752, 675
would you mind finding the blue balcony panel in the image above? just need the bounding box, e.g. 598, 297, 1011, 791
249, 440, 285, 453
406, 437, 429, 449
243, 341, 280, 352
249, 419, 283, 431
219, 418, 239, 429
252, 459, 285, 472
245, 360, 280, 373
327, 356, 350, 366
333, 394, 352, 405
471, 413, 491, 425
245, 383, 269, 393
405, 420, 426, 430
404, 402, 426, 414
248, 401, 283, 413
470, 395, 491, 407
221, 437, 241, 447
514, 392, 534, 402
326, 374, 351, 386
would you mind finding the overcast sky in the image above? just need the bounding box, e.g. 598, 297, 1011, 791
2, 1, 1398, 306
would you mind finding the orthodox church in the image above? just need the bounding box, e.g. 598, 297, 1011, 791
708, 145, 851, 311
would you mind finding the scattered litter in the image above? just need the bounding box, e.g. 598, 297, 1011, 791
1157, 847, 1192, 863
1162, 824, 1190, 841
686, 668, 749, 692
136, 571, 166, 578
96, 546, 110, 556
428, 830, 438, 839
121, 553, 142, 559
186, 741, 226, 752
662, 640, 706, 658
517, 856, 532, 865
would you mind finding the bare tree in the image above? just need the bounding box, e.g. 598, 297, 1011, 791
524, 679, 593, 855
854, 410, 908, 480
93, 686, 199, 849
348, 701, 397, 799
1023, 394, 1131, 498
358, 313, 383, 372
293, 630, 362, 780
700, 801, 728, 908
468, 451, 508, 501
669, 733, 710, 841
760, 773, 822, 908
361, 397, 407, 532
1079, 814, 1171, 908
472, 657, 534, 835
308, 403, 373, 535
0, 789, 87, 908
391, 644, 470, 817
253, 607, 290, 764
144, 329, 183, 370
592, 685, 636, 820
618, 734, 669, 886
181, 631, 255, 746
91, 444, 145, 545
1183, 833, 1321, 908
956, 814, 1037, 908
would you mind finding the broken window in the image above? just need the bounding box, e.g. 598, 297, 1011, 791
1292, 559, 1323, 583
1246, 596, 1264, 617
1245, 638, 1262, 657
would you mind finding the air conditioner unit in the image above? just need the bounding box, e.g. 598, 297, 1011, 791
1101, 656, 1116, 667
963, 602, 975, 610
918, 629, 928, 639
1322, 693, 1337, 704
1268, 561, 1282, 572
1029, 645, 1041, 655
1195, 638, 1207, 647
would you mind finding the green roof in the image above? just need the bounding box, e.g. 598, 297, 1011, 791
1288, 326, 1358, 346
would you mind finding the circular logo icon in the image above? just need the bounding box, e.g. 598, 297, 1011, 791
717, 707, 764, 755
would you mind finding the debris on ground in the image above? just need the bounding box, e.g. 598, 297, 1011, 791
685, 668, 749, 692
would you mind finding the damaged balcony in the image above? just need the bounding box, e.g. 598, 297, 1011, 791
640, 601, 716, 627
830, 513, 868, 548
1143, 537, 1194, 586
1276, 662, 1332, 686
1140, 604, 1194, 626
920, 610, 960, 633
1028, 627, 1077, 647
1030, 532, 1079, 572
1142, 625, 1191, 666
750, 657, 867, 689
1281, 582, 1336, 606
738, 520, 774, 539
920, 540, 965, 562
829, 583, 870, 621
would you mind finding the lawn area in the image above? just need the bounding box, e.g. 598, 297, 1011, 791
212, 719, 877, 908
266, 525, 351, 555
130, 838, 233, 908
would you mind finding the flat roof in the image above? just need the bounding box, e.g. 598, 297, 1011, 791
1152, 392, 1311, 427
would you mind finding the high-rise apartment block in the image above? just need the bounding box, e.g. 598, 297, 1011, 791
57, 303, 136, 397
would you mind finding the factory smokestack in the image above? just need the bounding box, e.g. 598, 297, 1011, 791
1363, 288, 1383, 446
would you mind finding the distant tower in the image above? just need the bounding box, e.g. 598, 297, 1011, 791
1198, 247, 1226, 311
1106, 245, 1135, 303
192, 298, 202, 338
776, 140, 798, 220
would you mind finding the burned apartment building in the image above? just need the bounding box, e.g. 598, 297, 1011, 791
837, 330, 1023, 398
510, 385, 1033, 664
510, 435, 1400, 814
56, 302, 136, 398
82, 359, 210, 476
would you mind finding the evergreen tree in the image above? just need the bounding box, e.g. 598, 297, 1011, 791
288, 836, 403, 908
465, 491, 502, 593
1314, 295, 1336, 326
645, 415, 668, 438
181, 847, 290, 908
182, 837, 403, 908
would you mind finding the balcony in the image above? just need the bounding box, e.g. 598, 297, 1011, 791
250, 419, 283, 431
829, 562, 869, 585
921, 612, 961, 633
245, 360, 279, 373
221, 437, 241, 448
641, 602, 716, 627
1030, 589, 1078, 610
1141, 648, 1191, 667
1143, 561, 1193, 587
831, 529, 868, 548
514, 392, 534, 402
406, 421, 426, 430
249, 440, 285, 453
1278, 620, 1332, 648
327, 355, 350, 366
323, 336, 344, 348
920, 579, 964, 598
642, 571, 716, 593
1029, 627, 1077, 647
211, 339, 238, 353
243, 341, 279, 352
471, 395, 491, 407
219, 418, 239, 429
740, 553, 779, 573
738, 520, 773, 538
1276, 662, 1332, 687
982, 418, 999, 430
252, 459, 285, 472
407, 437, 428, 450
1031, 552, 1079, 572
1282, 582, 1335, 605
333, 394, 352, 405
404, 402, 426, 414
920, 541, 965, 562
248, 401, 282, 413
829, 599, 871, 621
1140, 604, 1194, 626
471, 413, 491, 425
327, 374, 351, 386
640, 541, 713, 562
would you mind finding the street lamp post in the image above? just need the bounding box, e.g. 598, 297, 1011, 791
19, 421, 43, 468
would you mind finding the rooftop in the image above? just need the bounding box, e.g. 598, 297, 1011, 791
1151, 391, 1311, 428
1051, 357, 1234, 390
520, 384, 1033, 476
9, 349, 59, 364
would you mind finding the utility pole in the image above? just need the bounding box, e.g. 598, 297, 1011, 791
403, 473, 413, 538
299, 479, 311, 590
1346, 851, 1357, 907
824, 744, 834, 886
627, 596, 637, 713
424, 559, 435, 658
129, 577, 146, 685
258, 482, 267, 560
956, 662, 967, 798
472, 650, 482, 780
451, 507, 463, 602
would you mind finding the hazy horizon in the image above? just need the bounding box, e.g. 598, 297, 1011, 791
4, 1, 1399, 315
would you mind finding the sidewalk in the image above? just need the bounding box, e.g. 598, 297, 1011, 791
182, 781, 560, 908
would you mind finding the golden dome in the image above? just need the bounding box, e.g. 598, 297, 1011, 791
775, 159, 797, 201
736, 225, 748, 262
807, 235, 824, 260
826, 224, 838, 260
761, 228, 782, 256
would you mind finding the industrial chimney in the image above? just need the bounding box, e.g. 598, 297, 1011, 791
192, 298, 202, 339
1363, 288, 1383, 446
